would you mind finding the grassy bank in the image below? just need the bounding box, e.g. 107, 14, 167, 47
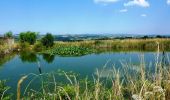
0, 39, 15, 55
39, 38, 170, 56
2, 38, 170, 56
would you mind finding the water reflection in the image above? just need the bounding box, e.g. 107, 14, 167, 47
0, 53, 15, 66
19, 52, 55, 74
19, 52, 43, 74
42, 54, 55, 63
161, 51, 168, 67
19, 52, 38, 63
37, 61, 42, 74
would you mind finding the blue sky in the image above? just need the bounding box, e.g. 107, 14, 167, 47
0, 0, 170, 34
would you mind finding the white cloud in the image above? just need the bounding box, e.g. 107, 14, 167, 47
141, 14, 147, 17
94, 0, 119, 3
167, 0, 170, 5
119, 9, 128, 12
124, 0, 150, 8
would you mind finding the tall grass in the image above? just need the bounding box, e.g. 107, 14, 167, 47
39, 38, 170, 56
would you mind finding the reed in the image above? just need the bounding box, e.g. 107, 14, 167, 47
39, 38, 170, 56
17, 75, 27, 100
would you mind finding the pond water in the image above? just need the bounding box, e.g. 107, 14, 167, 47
0, 51, 169, 95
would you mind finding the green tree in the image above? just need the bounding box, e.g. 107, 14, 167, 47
4, 31, 13, 39
41, 33, 54, 47
19, 31, 38, 45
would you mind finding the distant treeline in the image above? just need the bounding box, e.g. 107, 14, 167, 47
53, 35, 170, 42
1, 31, 170, 42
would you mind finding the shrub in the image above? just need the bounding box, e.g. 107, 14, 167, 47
19, 42, 30, 50
4, 31, 13, 39
19, 31, 38, 45
33, 42, 44, 52
41, 33, 54, 47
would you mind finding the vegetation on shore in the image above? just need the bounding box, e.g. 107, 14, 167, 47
1, 31, 170, 56
39, 38, 170, 56
0, 32, 14, 55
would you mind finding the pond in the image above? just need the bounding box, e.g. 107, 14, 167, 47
0, 51, 169, 96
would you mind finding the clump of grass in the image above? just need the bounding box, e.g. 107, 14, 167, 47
0, 80, 11, 100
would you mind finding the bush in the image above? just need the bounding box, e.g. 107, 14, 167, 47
33, 42, 44, 52
19, 42, 30, 50
19, 31, 38, 45
4, 31, 13, 39
41, 33, 54, 47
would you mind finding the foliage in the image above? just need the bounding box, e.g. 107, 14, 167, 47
33, 42, 44, 52
19, 31, 38, 45
41, 33, 54, 47
43, 46, 95, 56
18, 42, 30, 50
4, 31, 13, 39
0, 80, 11, 100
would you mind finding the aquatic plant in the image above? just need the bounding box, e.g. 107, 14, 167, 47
42, 45, 95, 56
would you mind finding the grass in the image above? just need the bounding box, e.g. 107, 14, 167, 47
0, 39, 14, 55
2, 38, 170, 56
0, 80, 11, 100
38, 38, 170, 56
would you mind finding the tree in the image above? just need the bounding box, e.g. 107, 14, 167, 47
142, 35, 149, 39
19, 31, 38, 45
156, 35, 163, 38
41, 33, 54, 47
4, 31, 13, 39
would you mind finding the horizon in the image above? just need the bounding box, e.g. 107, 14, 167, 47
0, 0, 170, 35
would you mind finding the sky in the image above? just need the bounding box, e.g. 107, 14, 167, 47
0, 0, 170, 35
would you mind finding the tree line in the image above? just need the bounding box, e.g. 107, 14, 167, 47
2, 31, 54, 47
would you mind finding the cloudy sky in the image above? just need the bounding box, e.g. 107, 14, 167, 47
0, 0, 170, 34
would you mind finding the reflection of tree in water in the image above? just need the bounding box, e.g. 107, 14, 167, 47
42, 54, 55, 63
20, 52, 43, 74
19, 52, 38, 63
0, 53, 16, 66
